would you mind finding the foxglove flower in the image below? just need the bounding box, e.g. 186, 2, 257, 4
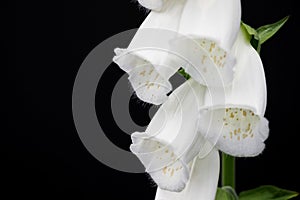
155, 152, 219, 200
130, 79, 213, 192
198, 27, 269, 157
113, 0, 241, 105
130, 28, 269, 199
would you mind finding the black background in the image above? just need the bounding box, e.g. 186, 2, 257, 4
10, 0, 299, 199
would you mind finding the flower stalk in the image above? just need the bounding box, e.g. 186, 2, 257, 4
221, 153, 235, 189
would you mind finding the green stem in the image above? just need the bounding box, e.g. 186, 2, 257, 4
222, 152, 235, 189
256, 42, 262, 54
178, 68, 191, 80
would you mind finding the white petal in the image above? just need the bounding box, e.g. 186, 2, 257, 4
135, 0, 187, 31
113, 48, 172, 105
168, 0, 241, 87
114, 0, 187, 104
198, 28, 269, 157
198, 108, 269, 157
130, 79, 208, 192
227, 30, 267, 115
179, 0, 241, 51
115, 0, 241, 103
124, 1, 187, 75
170, 37, 236, 87
138, 0, 169, 12
155, 149, 220, 200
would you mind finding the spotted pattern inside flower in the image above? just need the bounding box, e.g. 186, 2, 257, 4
131, 138, 182, 171
149, 154, 188, 192
198, 107, 269, 157
173, 37, 235, 87
221, 108, 260, 141
128, 64, 172, 105
130, 136, 189, 192
198, 39, 228, 68
113, 48, 173, 105
139, 140, 186, 175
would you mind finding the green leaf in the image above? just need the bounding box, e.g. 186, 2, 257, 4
256, 16, 289, 44
239, 185, 299, 200
216, 187, 238, 200
240, 22, 260, 52
241, 22, 258, 38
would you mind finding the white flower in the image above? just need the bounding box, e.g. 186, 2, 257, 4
114, 0, 268, 199
130, 79, 213, 192
113, 0, 241, 105
198, 27, 269, 157
130, 28, 269, 199
155, 151, 219, 200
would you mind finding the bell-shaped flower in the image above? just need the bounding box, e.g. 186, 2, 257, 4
130, 27, 270, 199
130, 79, 217, 192
198, 27, 269, 157
154, 152, 219, 200
113, 0, 241, 105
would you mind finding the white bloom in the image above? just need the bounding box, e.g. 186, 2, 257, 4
198, 27, 269, 157
113, 0, 241, 105
130, 28, 270, 199
116, 0, 269, 199
155, 151, 219, 200
130, 79, 214, 192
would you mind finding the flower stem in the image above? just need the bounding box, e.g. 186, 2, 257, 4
178, 68, 191, 80
221, 152, 235, 189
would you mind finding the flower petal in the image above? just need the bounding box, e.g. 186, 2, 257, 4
179, 0, 241, 50
155, 149, 220, 200
130, 79, 207, 192
198, 28, 269, 157
115, 0, 241, 104
114, 0, 187, 104
138, 0, 169, 12
170, 37, 236, 87
113, 48, 172, 105
198, 108, 269, 157
169, 0, 241, 87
